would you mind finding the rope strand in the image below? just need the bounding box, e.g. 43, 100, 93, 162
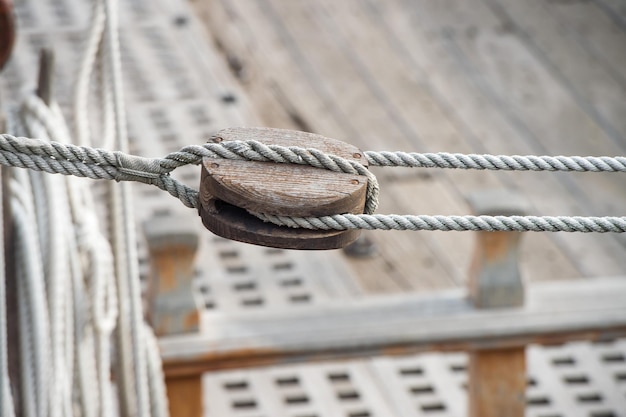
0, 133, 625, 232
254, 213, 626, 233
365, 150, 626, 172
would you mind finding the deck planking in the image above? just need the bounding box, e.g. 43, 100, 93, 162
4, 0, 626, 414
195, 0, 626, 290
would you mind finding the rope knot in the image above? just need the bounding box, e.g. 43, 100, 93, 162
205, 140, 381, 215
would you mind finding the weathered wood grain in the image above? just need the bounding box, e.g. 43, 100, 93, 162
204, 127, 368, 217
402, 0, 626, 268
199, 127, 367, 249
544, 0, 626, 90
469, 348, 526, 417
491, 0, 626, 144
194, 0, 626, 290
199, 196, 362, 250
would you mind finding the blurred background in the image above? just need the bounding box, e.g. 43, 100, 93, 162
1, 0, 625, 416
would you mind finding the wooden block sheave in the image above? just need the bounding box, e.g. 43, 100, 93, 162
199, 127, 369, 250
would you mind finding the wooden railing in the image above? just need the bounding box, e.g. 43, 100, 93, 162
149, 191, 626, 417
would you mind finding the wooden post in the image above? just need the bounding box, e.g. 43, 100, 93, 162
143, 214, 201, 417
467, 190, 528, 417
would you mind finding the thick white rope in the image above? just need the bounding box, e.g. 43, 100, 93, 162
0, 137, 15, 417
23, 96, 98, 417
90, 0, 168, 415
29, 98, 100, 417
101, 0, 151, 413
72, 2, 120, 415
254, 213, 626, 232
71, 0, 169, 414
12, 90, 123, 417
365, 150, 626, 172
3, 112, 26, 417
49, 103, 82, 417
89, 234, 117, 417
70, 245, 99, 417
11, 174, 51, 417
144, 324, 169, 417
0, 216, 14, 417
0, 133, 624, 232
7, 104, 52, 417
21, 109, 71, 417
68, 220, 99, 417
73, 0, 106, 147
1, 135, 625, 206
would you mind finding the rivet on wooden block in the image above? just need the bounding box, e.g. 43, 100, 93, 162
198, 127, 368, 250
144, 214, 200, 336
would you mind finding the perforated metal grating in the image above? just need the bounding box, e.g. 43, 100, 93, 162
1, 0, 625, 415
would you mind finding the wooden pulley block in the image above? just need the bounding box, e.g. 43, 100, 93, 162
198, 127, 369, 250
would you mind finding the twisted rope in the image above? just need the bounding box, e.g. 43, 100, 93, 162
0, 133, 625, 232
254, 213, 626, 233
0, 134, 381, 212
364, 150, 626, 172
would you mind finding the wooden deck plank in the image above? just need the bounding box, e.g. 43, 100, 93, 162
316, 0, 498, 285
432, 0, 626, 255
492, 0, 626, 143
203, 1, 405, 291
197, 0, 604, 287
195, 0, 347, 136
319, 0, 581, 284
228, 0, 464, 290
555, 0, 626, 85
410, 0, 626, 190
274, 0, 518, 289
407, 0, 626, 190
382, 180, 472, 288
195, 0, 626, 291
370, 0, 626, 276
201, 0, 606, 282
354, 0, 589, 283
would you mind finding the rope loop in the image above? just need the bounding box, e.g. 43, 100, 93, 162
203, 140, 380, 214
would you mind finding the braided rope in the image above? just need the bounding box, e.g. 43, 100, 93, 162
0, 133, 625, 232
